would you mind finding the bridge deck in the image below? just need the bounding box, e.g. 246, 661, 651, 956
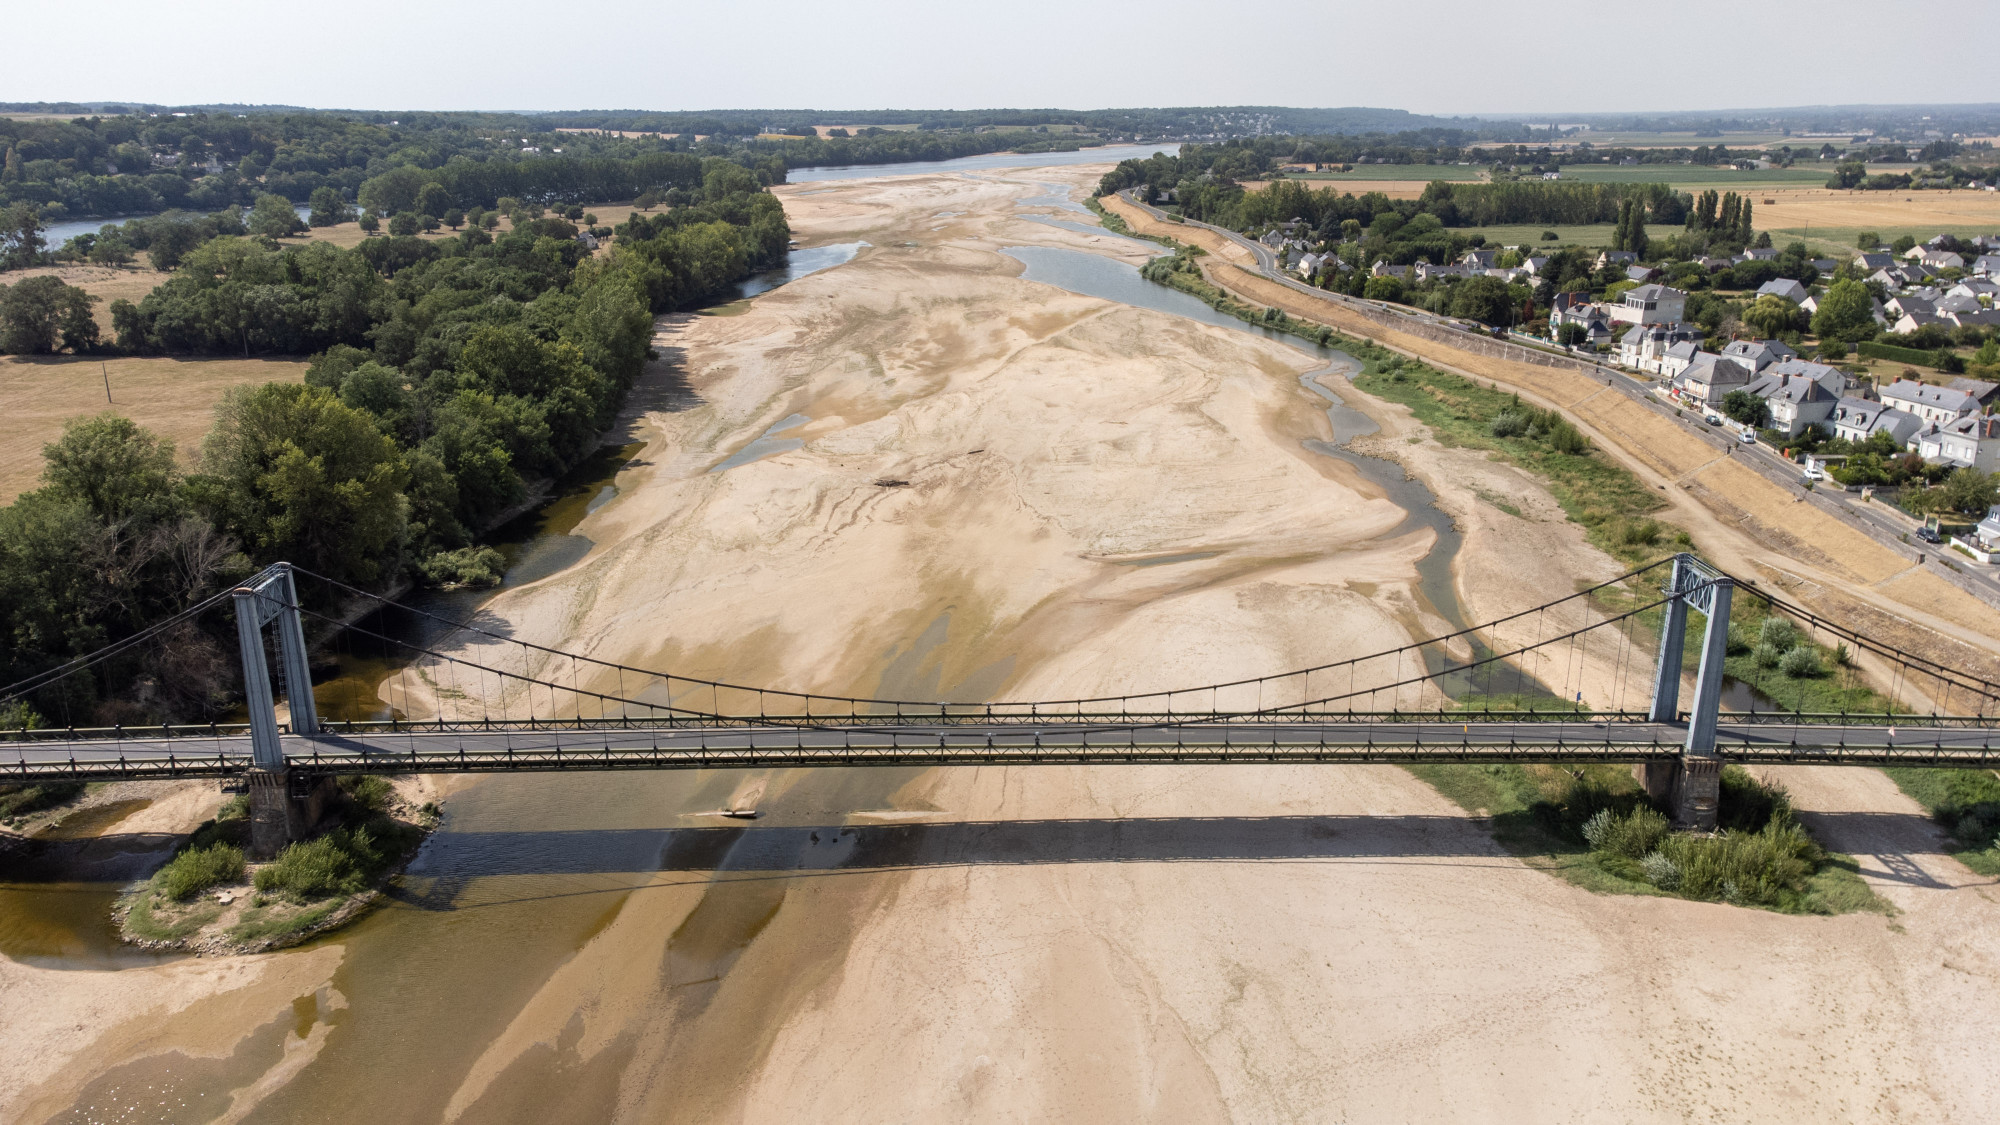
5, 719, 1998, 780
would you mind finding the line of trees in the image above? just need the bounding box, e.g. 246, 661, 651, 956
0, 167, 787, 729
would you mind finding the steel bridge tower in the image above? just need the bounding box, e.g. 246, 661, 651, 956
233, 563, 336, 858
1640, 554, 1734, 829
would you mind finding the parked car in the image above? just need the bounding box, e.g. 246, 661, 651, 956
1705, 414, 1723, 426
1916, 526, 1943, 544
1801, 467, 1825, 482
1738, 431, 1756, 444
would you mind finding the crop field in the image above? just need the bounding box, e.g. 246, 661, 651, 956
0, 354, 306, 502
1463, 223, 1686, 249
1551, 164, 1831, 186
1283, 166, 1486, 182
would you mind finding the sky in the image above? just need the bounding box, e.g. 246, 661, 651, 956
11, 0, 1998, 117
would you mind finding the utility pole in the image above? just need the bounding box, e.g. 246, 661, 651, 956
102, 362, 111, 404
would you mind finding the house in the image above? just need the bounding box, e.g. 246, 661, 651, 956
1670, 353, 1754, 406
1854, 253, 1895, 272
1766, 358, 1848, 399
1869, 267, 1909, 290
1259, 230, 1286, 248
1947, 278, 1999, 300
1740, 247, 1780, 262
575, 231, 599, 250
1595, 250, 1638, 269
1915, 414, 2000, 471
1947, 377, 2000, 410
1696, 255, 1734, 272
1885, 294, 1935, 320
1625, 264, 1660, 284
1720, 338, 1797, 373
1918, 248, 1966, 270
1415, 262, 1473, 282
1460, 249, 1499, 270
1618, 322, 1704, 374
1975, 254, 2000, 276
1937, 293, 1984, 315
1522, 256, 1549, 276
1880, 379, 1980, 425
1894, 310, 1947, 334
1830, 397, 1923, 447
1659, 339, 1704, 380
1607, 283, 1686, 325
1370, 262, 1410, 281
1948, 308, 2000, 329
1810, 258, 1840, 274
1549, 291, 1595, 320
1757, 278, 1809, 304
1977, 505, 2000, 551
1744, 369, 1838, 437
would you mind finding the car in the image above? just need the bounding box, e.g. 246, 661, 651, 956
1705, 415, 1723, 426
1738, 431, 1757, 444
1801, 467, 1825, 482
1916, 526, 1943, 544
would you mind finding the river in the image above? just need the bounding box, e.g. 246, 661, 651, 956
4, 201, 1516, 1123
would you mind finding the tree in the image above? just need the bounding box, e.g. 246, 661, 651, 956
1891, 234, 1917, 254
1742, 294, 1805, 338
0, 276, 96, 354
308, 186, 353, 228
198, 383, 410, 584
1855, 231, 1879, 249
442, 208, 464, 230
1557, 323, 1590, 346
248, 193, 305, 239
1721, 389, 1771, 429
1362, 275, 1403, 302
1810, 278, 1876, 342
414, 183, 454, 220
1, 202, 45, 271
1447, 275, 1515, 326
358, 210, 380, 234
388, 212, 421, 237
40, 414, 179, 522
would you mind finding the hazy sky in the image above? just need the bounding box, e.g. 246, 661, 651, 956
11, 0, 1997, 116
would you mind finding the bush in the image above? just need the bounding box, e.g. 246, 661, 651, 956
255, 827, 381, 900
1780, 646, 1824, 678
1581, 806, 1670, 859
0, 781, 83, 819
1758, 616, 1799, 650
419, 546, 506, 588
1641, 851, 1682, 889
158, 842, 246, 901
1753, 641, 1783, 668
1489, 411, 1530, 438
339, 774, 393, 815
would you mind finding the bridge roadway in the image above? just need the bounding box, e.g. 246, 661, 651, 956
5, 717, 1999, 780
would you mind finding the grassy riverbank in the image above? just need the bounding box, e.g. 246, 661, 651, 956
120, 776, 437, 952
1880, 768, 2000, 877
1411, 761, 1888, 913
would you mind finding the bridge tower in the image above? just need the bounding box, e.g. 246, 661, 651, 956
1638, 553, 1733, 829
232, 563, 336, 859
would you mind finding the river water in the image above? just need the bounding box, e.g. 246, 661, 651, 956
4, 207, 1527, 1123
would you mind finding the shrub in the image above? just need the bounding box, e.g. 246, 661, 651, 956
1582, 806, 1670, 859
1758, 616, 1799, 650
1753, 641, 1783, 668
1490, 411, 1530, 438
159, 842, 246, 901
255, 828, 380, 900
1780, 646, 1824, 678
419, 546, 506, 588
1641, 851, 1681, 889
339, 774, 393, 815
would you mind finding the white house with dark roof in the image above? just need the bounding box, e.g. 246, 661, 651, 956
1740, 247, 1780, 262
1596, 250, 1638, 269
1894, 310, 1947, 334
1854, 252, 1895, 272
1915, 414, 2000, 471
1720, 338, 1796, 373
1977, 505, 2000, 551
1607, 283, 1686, 326
1743, 369, 1838, 437
1669, 353, 1754, 407
1765, 357, 1847, 399
1948, 377, 2000, 410
1880, 379, 1980, 425
1757, 278, 1809, 304
1975, 254, 2000, 276
1617, 323, 1704, 374
1831, 397, 1923, 447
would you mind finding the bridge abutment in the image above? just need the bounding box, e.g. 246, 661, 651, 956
247, 768, 337, 860
1635, 756, 1721, 830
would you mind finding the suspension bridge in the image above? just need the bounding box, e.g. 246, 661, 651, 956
4, 554, 1998, 855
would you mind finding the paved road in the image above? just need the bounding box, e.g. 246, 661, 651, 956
1114, 192, 2000, 608
6, 718, 1998, 779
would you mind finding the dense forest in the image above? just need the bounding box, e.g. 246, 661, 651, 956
0, 158, 785, 728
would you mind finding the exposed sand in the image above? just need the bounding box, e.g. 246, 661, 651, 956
10, 163, 2000, 1123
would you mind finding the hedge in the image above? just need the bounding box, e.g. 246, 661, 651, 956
1857, 340, 1947, 367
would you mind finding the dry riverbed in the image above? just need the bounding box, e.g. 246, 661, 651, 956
6, 163, 2000, 1123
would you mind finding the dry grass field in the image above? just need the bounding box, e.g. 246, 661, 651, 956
0, 354, 306, 501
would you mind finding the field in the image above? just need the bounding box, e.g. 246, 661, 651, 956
1551, 164, 1832, 186
1284, 165, 1486, 182
1467, 222, 1685, 249
1557, 130, 1794, 149
0, 354, 306, 501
